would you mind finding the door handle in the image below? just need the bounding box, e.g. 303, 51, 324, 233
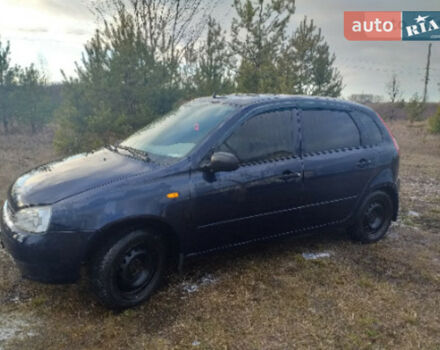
357, 158, 372, 168
279, 170, 302, 181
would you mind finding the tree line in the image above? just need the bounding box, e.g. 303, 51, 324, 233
0, 40, 62, 134
382, 67, 440, 133
2, 0, 344, 153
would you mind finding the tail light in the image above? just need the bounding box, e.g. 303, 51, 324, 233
376, 113, 399, 155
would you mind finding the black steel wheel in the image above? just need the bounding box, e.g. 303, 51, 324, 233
89, 228, 167, 310
351, 191, 393, 243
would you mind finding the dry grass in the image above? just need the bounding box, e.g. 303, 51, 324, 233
0, 129, 56, 200
369, 102, 438, 122
1, 118, 440, 350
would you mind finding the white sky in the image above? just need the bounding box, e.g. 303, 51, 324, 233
0, 0, 439, 101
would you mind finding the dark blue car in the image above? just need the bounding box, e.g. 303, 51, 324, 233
1, 95, 400, 309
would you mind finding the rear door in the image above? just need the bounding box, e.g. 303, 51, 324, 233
300, 108, 378, 228
189, 108, 305, 254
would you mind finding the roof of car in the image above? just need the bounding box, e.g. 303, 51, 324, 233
194, 94, 372, 113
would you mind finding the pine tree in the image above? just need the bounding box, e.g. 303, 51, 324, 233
16, 64, 49, 133
194, 17, 235, 96
279, 17, 342, 97
0, 39, 19, 133
230, 0, 295, 93
428, 106, 440, 134
406, 93, 426, 123
55, 9, 183, 153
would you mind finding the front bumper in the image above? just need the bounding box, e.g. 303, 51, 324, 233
0, 216, 91, 284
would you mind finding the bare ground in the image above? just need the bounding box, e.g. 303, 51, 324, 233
0, 120, 439, 350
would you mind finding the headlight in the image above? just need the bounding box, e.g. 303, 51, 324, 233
3, 201, 52, 234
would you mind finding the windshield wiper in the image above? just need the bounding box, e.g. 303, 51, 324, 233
115, 145, 150, 162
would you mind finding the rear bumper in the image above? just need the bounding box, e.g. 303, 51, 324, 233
0, 217, 92, 284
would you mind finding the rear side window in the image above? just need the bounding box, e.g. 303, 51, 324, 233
301, 110, 360, 154
219, 110, 296, 162
350, 111, 383, 146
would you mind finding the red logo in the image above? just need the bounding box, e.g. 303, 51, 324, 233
344, 12, 402, 41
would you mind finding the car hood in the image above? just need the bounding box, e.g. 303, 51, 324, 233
10, 148, 158, 208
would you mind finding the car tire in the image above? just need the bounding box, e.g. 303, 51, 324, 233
89, 228, 167, 310
350, 191, 393, 244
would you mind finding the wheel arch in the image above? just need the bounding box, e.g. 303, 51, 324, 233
374, 185, 399, 221
357, 183, 398, 222
84, 216, 182, 268
364, 168, 399, 221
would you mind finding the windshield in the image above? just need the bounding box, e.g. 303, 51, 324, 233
120, 101, 237, 159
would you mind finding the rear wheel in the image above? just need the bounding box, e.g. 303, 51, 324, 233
89, 228, 167, 310
351, 191, 393, 243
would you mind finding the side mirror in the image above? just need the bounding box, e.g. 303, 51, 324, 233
208, 152, 239, 172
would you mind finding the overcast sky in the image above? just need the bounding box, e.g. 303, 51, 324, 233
0, 0, 439, 101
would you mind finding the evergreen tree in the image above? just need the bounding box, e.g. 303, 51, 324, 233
55, 9, 184, 153
194, 17, 235, 96
428, 106, 440, 134
16, 64, 50, 133
0, 39, 18, 133
230, 0, 295, 93
406, 93, 426, 123
279, 17, 342, 97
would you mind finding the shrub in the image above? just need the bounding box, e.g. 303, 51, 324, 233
406, 94, 426, 123
428, 106, 440, 134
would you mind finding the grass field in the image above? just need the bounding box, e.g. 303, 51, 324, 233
0, 118, 440, 349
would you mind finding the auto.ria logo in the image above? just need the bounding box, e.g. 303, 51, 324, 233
344, 11, 440, 41
403, 12, 440, 40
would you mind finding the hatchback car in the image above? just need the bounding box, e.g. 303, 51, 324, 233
1, 95, 399, 309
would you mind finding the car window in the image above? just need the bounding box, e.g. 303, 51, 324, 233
350, 111, 383, 146
301, 109, 360, 154
121, 101, 237, 159
218, 110, 296, 163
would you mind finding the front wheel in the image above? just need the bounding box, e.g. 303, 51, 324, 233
89, 228, 167, 310
350, 191, 393, 244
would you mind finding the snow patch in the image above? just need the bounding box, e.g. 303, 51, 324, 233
408, 210, 420, 218
0, 315, 35, 349
181, 274, 218, 294
302, 252, 332, 260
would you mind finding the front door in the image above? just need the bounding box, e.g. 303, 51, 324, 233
189, 109, 305, 254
